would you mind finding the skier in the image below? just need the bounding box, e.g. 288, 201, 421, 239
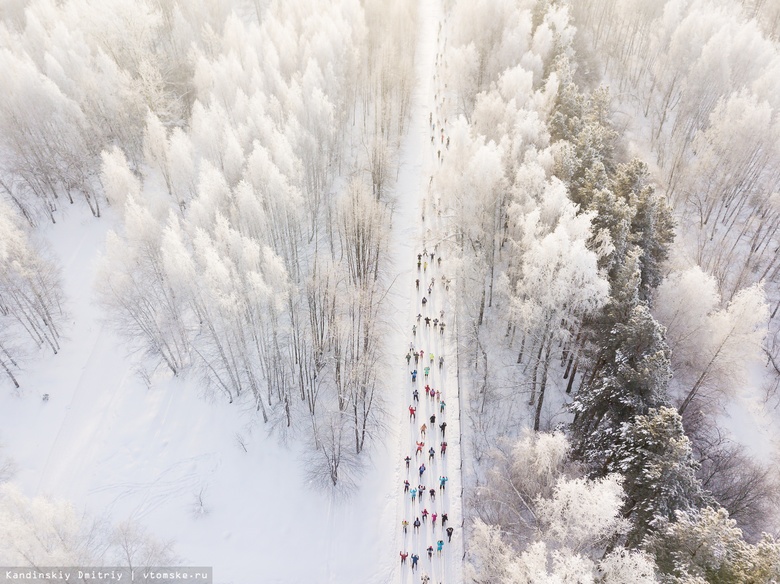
426, 545, 434, 559
441, 513, 448, 526
439, 421, 447, 437
421, 574, 430, 584
413, 389, 419, 402
411, 554, 419, 571
424, 316, 431, 327
418, 253, 423, 262
411, 370, 417, 382
417, 259, 421, 270
410, 488, 417, 502
429, 353, 434, 364
433, 318, 439, 329
416, 441, 425, 455
419, 463, 426, 478
409, 406, 416, 421
438, 356, 444, 369
400, 551, 408, 564
406, 352, 411, 365
430, 414, 436, 425
439, 322, 445, 335
414, 352, 419, 364
427, 286, 432, 295
420, 423, 427, 437
418, 484, 426, 499
422, 508, 429, 522
432, 512, 438, 526
424, 366, 430, 379
446, 527, 454, 542
415, 278, 420, 290
422, 296, 428, 306
419, 349, 425, 359
404, 480, 410, 492
441, 442, 447, 455
402, 519, 409, 533
416, 314, 422, 322
424, 261, 428, 271
414, 517, 421, 532
439, 400, 445, 413
412, 324, 417, 336
428, 446, 436, 461
439, 475, 448, 490
424, 384, 432, 395
429, 487, 436, 501
437, 540, 444, 554
435, 389, 441, 401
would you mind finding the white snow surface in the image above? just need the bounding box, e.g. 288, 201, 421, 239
0, 0, 465, 582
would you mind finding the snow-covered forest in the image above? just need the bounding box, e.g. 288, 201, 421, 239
1, 0, 779, 582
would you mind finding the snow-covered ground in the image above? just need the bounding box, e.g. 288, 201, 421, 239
0, 0, 467, 582
1, 208, 400, 584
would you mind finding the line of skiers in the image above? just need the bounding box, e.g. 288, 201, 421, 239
402, 26, 456, 577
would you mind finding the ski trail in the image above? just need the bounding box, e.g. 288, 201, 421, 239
392, 0, 463, 582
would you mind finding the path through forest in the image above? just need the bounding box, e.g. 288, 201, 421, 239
391, 0, 463, 582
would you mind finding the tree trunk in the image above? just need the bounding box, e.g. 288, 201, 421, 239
534, 336, 553, 431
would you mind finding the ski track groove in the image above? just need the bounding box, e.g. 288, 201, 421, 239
393, 0, 462, 582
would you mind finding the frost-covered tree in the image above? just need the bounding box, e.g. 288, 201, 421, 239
507, 199, 609, 429
0, 483, 176, 567
649, 506, 780, 583
469, 432, 658, 583
654, 270, 769, 415
610, 407, 706, 548
96, 199, 189, 376
0, 200, 64, 388
571, 280, 673, 474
